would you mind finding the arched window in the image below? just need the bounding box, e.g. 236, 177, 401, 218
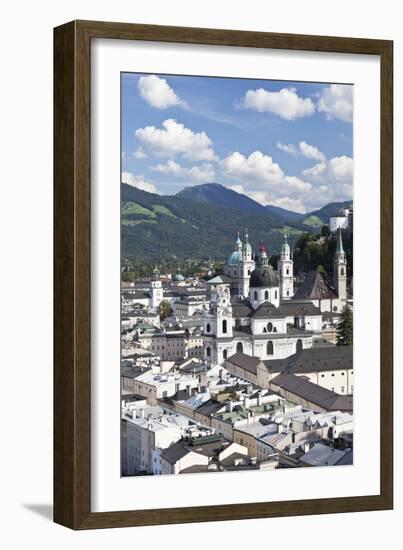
254, 291, 258, 301
236, 342, 243, 354
286, 268, 289, 275
222, 320, 227, 334
267, 322, 273, 333
248, 269, 251, 275
267, 341, 274, 355
223, 349, 227, 360
341, 267, 345, 276
296, 339, 303, 352
286, 290, 289, 296
206, 323, 211, 333
275, 290, 278, 299
206, 346, 211, 357
264, 290, 269, 300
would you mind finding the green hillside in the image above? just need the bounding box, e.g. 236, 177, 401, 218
121, 184, 306, 261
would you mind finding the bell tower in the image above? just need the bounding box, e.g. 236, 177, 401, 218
334, 228, 347, 301
277, 232, 294, 300
150, 267, 163, 309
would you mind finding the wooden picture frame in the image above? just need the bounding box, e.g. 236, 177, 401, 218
54, 20, 393, 529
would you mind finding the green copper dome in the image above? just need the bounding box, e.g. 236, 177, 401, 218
227, 250, 242, 266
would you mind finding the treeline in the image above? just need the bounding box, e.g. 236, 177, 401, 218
291, 226, 353, 279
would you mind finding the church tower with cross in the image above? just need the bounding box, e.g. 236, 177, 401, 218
277, 232, 294, 300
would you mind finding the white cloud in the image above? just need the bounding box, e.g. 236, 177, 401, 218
221, 151, 284, 184
270, 196, 306, 214
151, 160, 182, 175
277, 142, 298, 156
187, 164, 215, 182
135, 119, 216, 162
228, 184, 246, 194
151, 160, 215, 182
303, 155, 353, 184
298, 141, 326, 162
138, 75, 185, 109
328, 155, 353, 181
302, 161, 327, 180
242, 87, 315, 120
220, 150, 311, 211
317, 84, 353, 122
121, 171, 157, 194
301, 155, 353, 210
133, 147, 147, 159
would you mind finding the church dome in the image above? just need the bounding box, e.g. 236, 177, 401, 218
227, 250, 242, 266
250, 265, 279, 288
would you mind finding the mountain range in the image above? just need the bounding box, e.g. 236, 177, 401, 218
122, 182, 352, 261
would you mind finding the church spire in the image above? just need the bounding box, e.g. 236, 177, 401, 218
336, 227, 345, 255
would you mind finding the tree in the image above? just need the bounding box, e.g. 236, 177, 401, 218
316, 265, 327, 278
337, 305, 353, 346
159, 300, 172, 320
321, 224, 330, 237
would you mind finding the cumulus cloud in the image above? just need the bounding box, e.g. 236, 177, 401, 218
121, 171, 157, 194
138, 75, 185, 109
151, 160, 215, 182
277, 142, 298, 156
270, 196, 306, 214
151, 160, 182, 175
301, 155, 353, 210
298, 141, 326, 162
221, 151, 284, 184
135, 119, 216, 162
317, 84, 353, 122
277, 140, 326, 162
303, 155, 353, 183
242, 87, 315, 120
220, 150, 311, 210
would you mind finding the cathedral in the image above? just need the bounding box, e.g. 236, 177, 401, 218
203, 229, 348, 365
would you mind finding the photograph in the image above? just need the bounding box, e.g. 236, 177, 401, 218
120, 72, 354, 476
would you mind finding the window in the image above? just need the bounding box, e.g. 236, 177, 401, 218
222, 320, 227, 333
341, 386, 345, 393
223, 349, 227, 360
267, 322, 273, 333
267, 341, 274, 355
286, 290, 289, 296
236, 342, 243, 353
206, 347, 211, 357
333, 306, 338, 312
296, 339, 303, 352
341, 267, 345, 276
248, 269, 251, 275
286, 268, 289, 275
275, 290, 278, 299
264, 290, 269, 300
254, 291, 258, 300
206, 323, 211, 333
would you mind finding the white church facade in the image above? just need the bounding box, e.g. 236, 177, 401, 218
203, 229, 348, 365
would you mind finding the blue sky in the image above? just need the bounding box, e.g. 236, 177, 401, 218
121, 72, 353, 213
